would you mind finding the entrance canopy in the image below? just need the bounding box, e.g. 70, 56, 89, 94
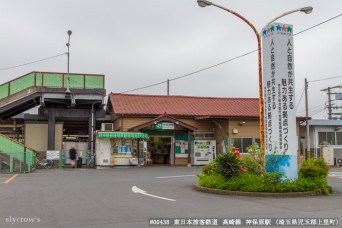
128, 113, 197, 132
97, 131, 148, 139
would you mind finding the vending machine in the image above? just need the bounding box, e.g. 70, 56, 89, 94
193, 140, 216, 165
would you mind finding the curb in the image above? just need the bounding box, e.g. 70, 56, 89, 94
194, 185, 322, 198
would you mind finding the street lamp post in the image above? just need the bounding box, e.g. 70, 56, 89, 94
197, 0, 312, 161
66, 30, 72, 95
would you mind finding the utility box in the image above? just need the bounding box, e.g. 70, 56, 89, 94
322, 147, 334, 166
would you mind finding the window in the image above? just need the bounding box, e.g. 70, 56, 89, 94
242, 138, 253, 152
327, 132, 336, 145
337, 132, 342, 145
318, 132, 327, 145
231, 138, 253, 153
231, 138, 242, 151
319, 131, 339, 145
194, 132, 214, 138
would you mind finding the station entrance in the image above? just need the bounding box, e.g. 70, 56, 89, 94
148, 136, 174, 165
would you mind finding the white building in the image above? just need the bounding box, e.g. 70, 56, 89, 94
300, 119, 342, 163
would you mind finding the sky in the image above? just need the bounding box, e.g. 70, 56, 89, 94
0, 0, 342, 119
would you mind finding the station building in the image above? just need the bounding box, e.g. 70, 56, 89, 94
106, 93, 304, 166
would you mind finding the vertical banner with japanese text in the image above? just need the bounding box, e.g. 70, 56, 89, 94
262, 23, 298, 180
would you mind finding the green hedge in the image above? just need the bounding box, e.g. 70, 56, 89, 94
198, 173, 328, 193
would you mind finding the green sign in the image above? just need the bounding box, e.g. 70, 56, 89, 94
154, 122, 174, 130
155, 122, 163, 130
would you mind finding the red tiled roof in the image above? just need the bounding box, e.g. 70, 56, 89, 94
109, 93, 260, 117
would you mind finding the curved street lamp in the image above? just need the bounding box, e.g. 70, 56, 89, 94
66, 30, 72, 95
197, 0, 313, 160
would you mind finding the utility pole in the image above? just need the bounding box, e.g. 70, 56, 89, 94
304, 78, 310, 160
327, 87, 332, 119
321, 85, 342, 120
167, 79, 170, 96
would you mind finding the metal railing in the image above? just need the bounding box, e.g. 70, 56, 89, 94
35, 150, 94, 169
0, 71, 105, 100
0, 151, 34, 173
0, 148, 96, 173
0, 133, 36, 173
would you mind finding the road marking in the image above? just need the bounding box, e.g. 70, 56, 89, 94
328, 172, 342, 177
132, 186, 176, 202
3, 174, 18, 184
156, 175, 196, 179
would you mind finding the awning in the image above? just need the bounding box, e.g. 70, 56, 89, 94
128, 113, 197, 132
97, 131, 149, 139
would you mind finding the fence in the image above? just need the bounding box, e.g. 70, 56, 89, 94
35, 150, 94, 169
0, 151, 35, 173
0, 149, 95, 173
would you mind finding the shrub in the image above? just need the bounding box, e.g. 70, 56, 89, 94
299, 158, 329, 178
240, 155, 263, 175
212, 152, 241, 179
198, 156, 330, 194
202, 164, 213, 175
221, 173, 266, 192
263, 172, 283, 185
198, 173, 227, 189
198, 173, 328, 193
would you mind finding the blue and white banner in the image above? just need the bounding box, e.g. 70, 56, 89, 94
262, 23, 298, 180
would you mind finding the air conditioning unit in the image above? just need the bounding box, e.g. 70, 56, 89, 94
336, 158, 342, 167
101, 123, 113, 131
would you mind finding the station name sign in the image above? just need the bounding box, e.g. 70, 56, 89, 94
155, 122, 175, 130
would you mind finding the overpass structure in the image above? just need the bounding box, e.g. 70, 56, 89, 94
0, 71, 106, 154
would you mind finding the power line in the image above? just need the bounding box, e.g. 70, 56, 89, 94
309, 75, 342, 83
297, 103, 326, 115
298, 103, 325, 113
295, 85, 304, 98
169, 50, 256, 82
310, 108, 326, 117
294, 13, 342, 36
120, 50, 257, 93
0, 53, 67, 71
294, 85, 305, 113
298, 107, 325, 117
120, 12, 342, 94
295, 88, 305, 111
121, 80, 169, 94
309, 103, 326, 110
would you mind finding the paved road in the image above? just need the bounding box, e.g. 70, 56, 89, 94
0, 167, 341, 228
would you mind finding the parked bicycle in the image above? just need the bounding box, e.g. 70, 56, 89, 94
36, 157, 53, 169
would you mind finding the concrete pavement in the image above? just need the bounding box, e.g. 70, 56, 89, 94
0, 166, 341, 228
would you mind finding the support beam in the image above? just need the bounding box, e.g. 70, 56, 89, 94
137, 139, 141, 167
48, 108, 56, 150
88, 105, 95, 152
187, 131, 191, 167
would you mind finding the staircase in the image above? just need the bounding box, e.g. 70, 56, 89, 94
0, 133, 36, 173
